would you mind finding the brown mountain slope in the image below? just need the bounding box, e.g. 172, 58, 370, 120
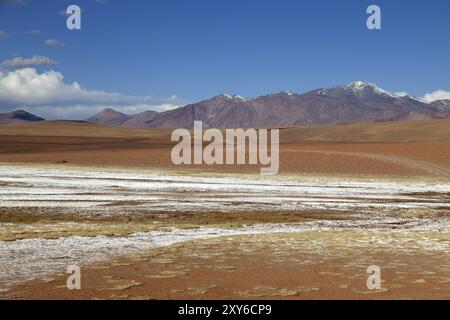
1, 118, 450, 143
0, 110, 44, 125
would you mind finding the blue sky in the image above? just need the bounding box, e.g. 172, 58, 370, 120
0, 0, 449, 118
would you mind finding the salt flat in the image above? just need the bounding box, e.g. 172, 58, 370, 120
0, 165, 449, 292
0, 165, 449, 213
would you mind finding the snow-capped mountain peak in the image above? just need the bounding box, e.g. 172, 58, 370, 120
218, 93, 233, 99
217, 93, 248, 101
232, 94, 247, 101
344, 81, 381, 92
341, 81, 399, 98
345, 81, 373, 89
306, 81, 402, 99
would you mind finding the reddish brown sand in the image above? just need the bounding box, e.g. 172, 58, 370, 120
2, 231, 449, 300
1, 121, 450, 179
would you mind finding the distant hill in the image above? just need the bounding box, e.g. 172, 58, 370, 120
0, 110, 45, 125
86, 109, 160, 128
86, 108, 130, 126
121, 110, 159, 128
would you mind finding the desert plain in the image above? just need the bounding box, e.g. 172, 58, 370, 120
0, 119, 449, 299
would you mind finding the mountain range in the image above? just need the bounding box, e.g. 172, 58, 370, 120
2, 82, 450, 128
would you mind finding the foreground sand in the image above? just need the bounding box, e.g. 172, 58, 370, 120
2, 230, 449, 300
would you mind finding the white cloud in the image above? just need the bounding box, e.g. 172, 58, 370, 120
394, 90, 450, 102
0, 30, 6, 39
422, 90, 450, 102
45, 38, 64, 47
1, 56, 57, 69
0, 68, 188, 119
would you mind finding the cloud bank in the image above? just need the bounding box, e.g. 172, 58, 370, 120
422, 90, 450, 102
0, 68, 188, 119
394, 90, 450, 103
1, 56, 57, 69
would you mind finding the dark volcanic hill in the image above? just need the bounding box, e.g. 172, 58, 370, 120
143, 82, 449, 128
86, 108, 130, 126
0, 110, 45, 125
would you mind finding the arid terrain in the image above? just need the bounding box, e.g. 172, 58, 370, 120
0, 119, 449, 299
1, 119, 450, 177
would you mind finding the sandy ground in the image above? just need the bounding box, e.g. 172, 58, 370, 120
2, 143, 450, 179
2, 231, 449, 300
1, 120, 450, 179
0, 120, 449, 300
